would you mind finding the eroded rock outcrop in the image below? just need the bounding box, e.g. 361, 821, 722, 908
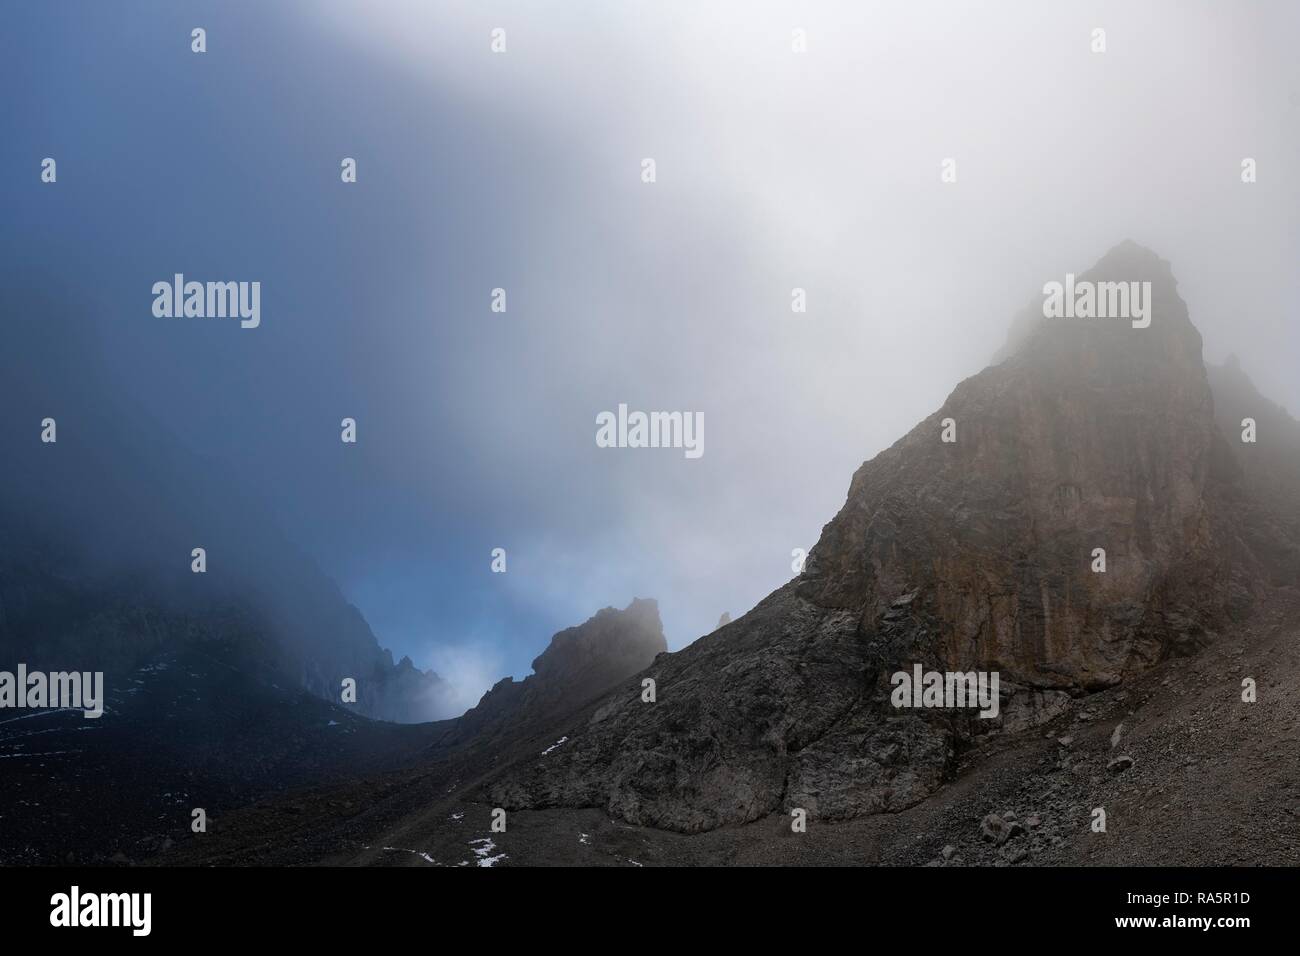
443, 598, 667, 747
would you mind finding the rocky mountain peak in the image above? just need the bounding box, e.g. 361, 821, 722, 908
445, 598, 666, 746
991, 240, 1193, 367
802, 239, 1251, 688
484, 244, 1293, 834
529, 597, 664, 686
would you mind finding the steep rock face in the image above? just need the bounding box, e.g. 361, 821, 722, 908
1207, 356, 1300, 587
487, 587, 948, 831
486, 242, 1279, 833
804, 241, 1259, 689
444, 598, 667, 746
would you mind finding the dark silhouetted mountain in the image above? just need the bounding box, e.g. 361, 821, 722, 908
0, 283, 446, 722
0, 631, 441, 865
1, 590, 666, 864
124, 598, 668, 866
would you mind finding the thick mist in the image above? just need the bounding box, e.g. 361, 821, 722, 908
3, 0, 1296, 714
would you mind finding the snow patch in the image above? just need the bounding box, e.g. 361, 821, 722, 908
382, 846, 436, 864
469, 837, 507, 867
